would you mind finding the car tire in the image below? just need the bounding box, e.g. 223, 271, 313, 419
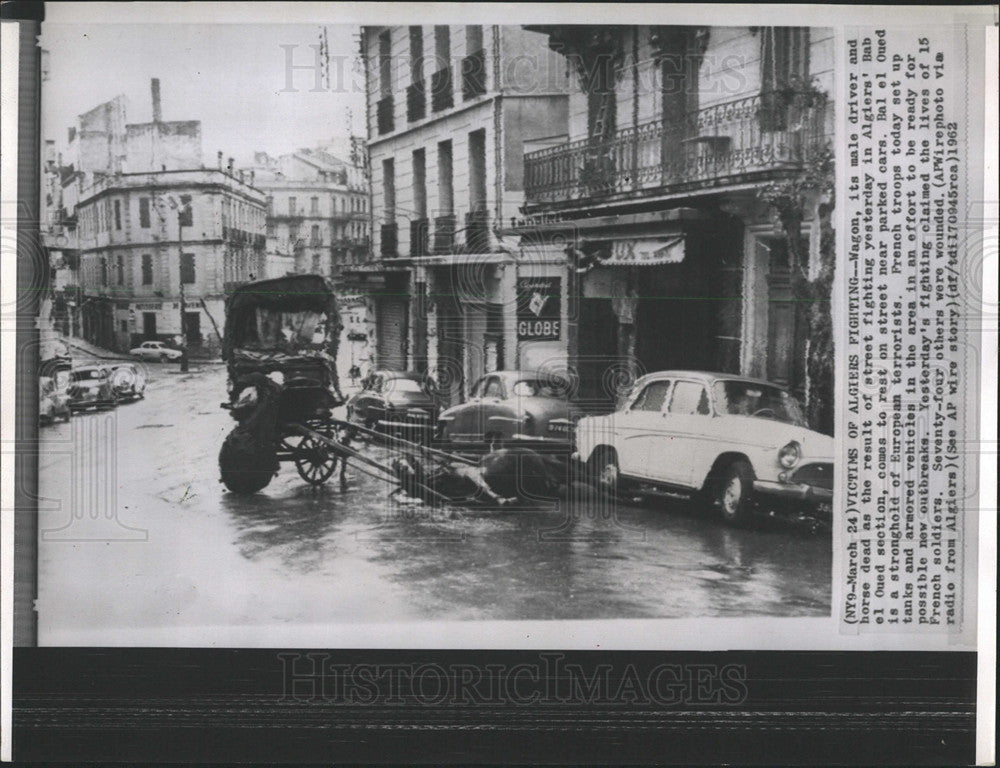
715, 459, 755, 527
588, 447, 620, 498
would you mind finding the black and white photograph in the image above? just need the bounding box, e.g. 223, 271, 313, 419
29, 18, 842, 642
1, 3, 994, 764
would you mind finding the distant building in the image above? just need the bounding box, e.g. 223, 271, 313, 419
358, 25, 571, 403
46, 80, 266, 354
247, 145, 369, 281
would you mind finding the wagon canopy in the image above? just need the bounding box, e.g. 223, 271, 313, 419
222, 275, 343, 361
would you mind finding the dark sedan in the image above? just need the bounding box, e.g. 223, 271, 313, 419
67, 366, 118, 411
436, 370, 575, 453
346, 370, 439, 439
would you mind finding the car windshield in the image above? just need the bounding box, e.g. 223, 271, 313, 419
248, 308, 330, 349
71, 369, 105, 382
713, 380, 806, 426
386, 378, 425, 394
512, 378, 567, 398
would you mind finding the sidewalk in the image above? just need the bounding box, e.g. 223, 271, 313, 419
63, 337, 133, 361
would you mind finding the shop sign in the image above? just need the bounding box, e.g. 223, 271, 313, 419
516, 276, 561, 341
606, 236, 685, 265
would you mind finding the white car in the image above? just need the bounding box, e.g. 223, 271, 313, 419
573, 370, 834, 525
129, 340, 183, 362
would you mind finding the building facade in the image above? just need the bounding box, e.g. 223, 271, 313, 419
509, 25, 835, 432
49, 80, 268, 354
250, 147, 370, 280
359, 24, 571, 404
75, 169, 266, 353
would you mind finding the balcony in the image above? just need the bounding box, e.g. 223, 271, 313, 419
461, 48, 487, 100
376, 95, 394, 135
464, 210, 489, 253
432, 214, 456, 254
406, 79, 426, 122
410, 218, 430, 257
380, 222, 398, 258
431, 66, 453, 113
524, 91, 828, 208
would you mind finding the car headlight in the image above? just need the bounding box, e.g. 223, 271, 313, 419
778, 441, 801, 469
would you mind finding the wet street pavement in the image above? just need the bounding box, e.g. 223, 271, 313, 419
37, 361, 831, 643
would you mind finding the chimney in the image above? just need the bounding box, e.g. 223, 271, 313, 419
151, 78, 162, 123
227, 157, 234, 175
239, 170, 245, 184
249, 170, 255, 186
217, 150, 223, 169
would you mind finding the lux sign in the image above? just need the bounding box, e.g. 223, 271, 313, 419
607, 237, 685, 265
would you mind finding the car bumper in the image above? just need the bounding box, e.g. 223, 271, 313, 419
753, 479, 833, 519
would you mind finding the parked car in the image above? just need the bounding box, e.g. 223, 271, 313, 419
39, 375, 72, 424
109, 362, 147, 402
346, 370, 439, 438
573, 371, 834, 526
130, 340, 183, 362
67, 365, 118, 411
436, 370, 575, 452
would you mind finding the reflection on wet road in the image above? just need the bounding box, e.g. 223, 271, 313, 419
37, 365, 830, 641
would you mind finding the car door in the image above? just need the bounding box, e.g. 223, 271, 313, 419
648, 379, 712, 487
449, 376, 487, 442
614, 379, 672, 479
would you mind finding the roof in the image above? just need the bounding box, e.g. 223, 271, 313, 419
634, 370, 789, 389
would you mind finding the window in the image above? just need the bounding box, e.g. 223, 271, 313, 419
139, 197, 151, 228
178, 195, 193, 227
141, 254, 153, 285
265, 195, 273, 215
288, 196, 297, 216
100, 257, 108, 286
383, 158, 396, 220
120, 319, 128, 334
759, 27, 810, 130
116, 255, 124, 285
412, 148, 427, 218
311, 224, 321, 245
434, 25, 450, 68
113, 200, 121, 230
631, 380, 671, 412
482, 377, 504, 399
378, 29, 392, 97
310, 196, 319, 215
668, 381, 710, 415
180, 252, 195, 284
437, 140, 453, 214
409, 26, 424, 82
465, 25, 483, 54
289, 223, 299, 244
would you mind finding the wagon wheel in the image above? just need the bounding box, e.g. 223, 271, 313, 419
293, 433, 339, 486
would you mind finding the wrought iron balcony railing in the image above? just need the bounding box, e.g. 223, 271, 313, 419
524, 90, 828, 206
376, 95, 394, 135
380, 222, 398, 258
464, 210, 489, 253
410, 218, 430, 257
406, 79, 426, 122
461, 49, 487, 101
431, 66, 453, 113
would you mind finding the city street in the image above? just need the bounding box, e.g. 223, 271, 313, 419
37, 359, 831, 643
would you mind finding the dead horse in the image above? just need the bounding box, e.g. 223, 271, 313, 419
392, 446, 561, 506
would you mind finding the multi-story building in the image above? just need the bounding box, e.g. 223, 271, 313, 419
64, 81, 266, 353
360, 24, 571, 404
250, 146, 370, 280
509, 26, 835, 432
75, 168, 266, 353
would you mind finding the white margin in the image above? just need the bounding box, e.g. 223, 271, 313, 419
1, 18, 22, 765
975, 24, 998, 767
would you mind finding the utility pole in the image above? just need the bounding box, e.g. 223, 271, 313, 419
177, 201, 189, 372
